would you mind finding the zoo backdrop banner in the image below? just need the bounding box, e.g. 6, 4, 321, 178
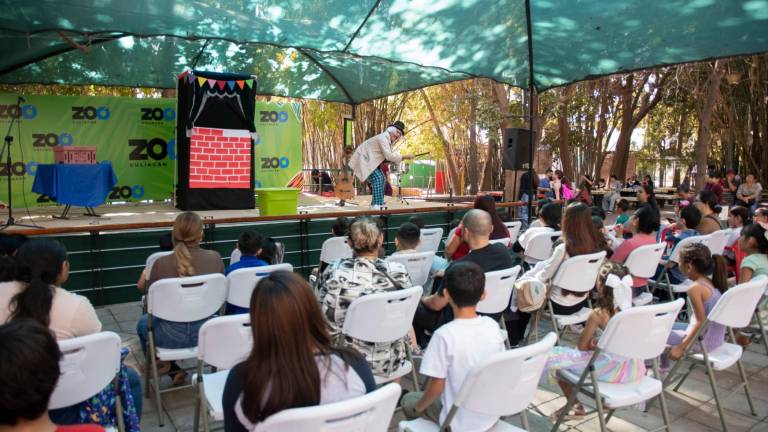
0, 94, 302, 207
253, 100, 302, 188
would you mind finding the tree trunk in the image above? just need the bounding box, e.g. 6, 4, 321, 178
613, 75, 634, 179
557, 87, 575, 180
481, 130, 498, 191
420, 89, 461, 193
673, 107, 689, 186
694, 62, 723, 190
468, 89, 479, 194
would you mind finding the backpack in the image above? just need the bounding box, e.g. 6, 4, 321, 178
513, 277, 548, 312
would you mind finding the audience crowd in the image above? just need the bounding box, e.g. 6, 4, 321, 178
1, 165, 767, 431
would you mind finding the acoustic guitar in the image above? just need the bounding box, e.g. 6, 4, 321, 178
334, 146, 355, 205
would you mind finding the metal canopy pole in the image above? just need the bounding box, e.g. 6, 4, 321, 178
524, 0, 535, 224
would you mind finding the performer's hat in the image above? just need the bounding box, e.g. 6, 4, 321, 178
389, 121, 406, 134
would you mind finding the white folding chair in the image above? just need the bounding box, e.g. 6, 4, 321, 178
417, 227, 444, 254
476, 266, 522, 348
229, 248, 241, 264
649, 234, 709, 300
146, 251, 173, 279
663, 276, 768, 432
193, 314, 253, 432
400, 332, 558, 432
320, 236, 354, 265
226, 263, 293, 310
523, 230, 562, 267
341, 286, 423, 390
256, 383, 401, 432
145, 273, 228, 426
624, 243, 666, 306
551, 299, 684, 432
387, 251, 435, 288
547, 251, 606, 336
50, 332, 126, 432
503, 221, 523, 244
489, 237, 512, 247
704, 229, 729, 256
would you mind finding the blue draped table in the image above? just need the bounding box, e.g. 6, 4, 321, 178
32, 163, 117, 218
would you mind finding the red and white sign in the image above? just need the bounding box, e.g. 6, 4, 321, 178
189, 127, 251, 189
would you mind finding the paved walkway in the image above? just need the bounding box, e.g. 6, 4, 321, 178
105, 301, 768, 432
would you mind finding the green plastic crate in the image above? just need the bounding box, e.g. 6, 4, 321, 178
255, 187, 300, 216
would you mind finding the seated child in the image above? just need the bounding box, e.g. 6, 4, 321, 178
544, 262, 644, 421
662, 243, 728, 369
615, 199, 631, 226
663, 206, 701, 285
401, 261, 504, 431
226, 231, 268, 275
392, 223, 421, 255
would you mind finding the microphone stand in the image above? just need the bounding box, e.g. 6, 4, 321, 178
0, 97, 40, 230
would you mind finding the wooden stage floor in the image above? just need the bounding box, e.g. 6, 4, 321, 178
0, 192, 470, 235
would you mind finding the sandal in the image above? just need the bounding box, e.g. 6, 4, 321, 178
168, 362, 187, 386
549, 404, 586, 422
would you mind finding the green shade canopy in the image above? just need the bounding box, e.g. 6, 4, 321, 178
0, 0, 766, 103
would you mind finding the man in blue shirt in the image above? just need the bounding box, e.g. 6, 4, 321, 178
226, 230, 269, 274
539, 169, 554, 198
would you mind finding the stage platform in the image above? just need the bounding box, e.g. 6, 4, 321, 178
1, 192, 489, 236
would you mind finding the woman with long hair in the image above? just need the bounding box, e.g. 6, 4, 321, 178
316, 217, 411, 375
663, 242, 728, 368
136, 211, 224, 384
223, 271, 375, 431
1, 238, 100, 339
738, 223, 768, 282
694, 190, 721, 235
636, 184, 659, 215
523, 203, 603, 314
445, 194, 510, 260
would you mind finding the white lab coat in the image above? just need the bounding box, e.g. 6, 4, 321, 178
348, 131, 403, 182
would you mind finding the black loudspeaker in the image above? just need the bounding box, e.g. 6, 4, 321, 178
502, 128, 533, 170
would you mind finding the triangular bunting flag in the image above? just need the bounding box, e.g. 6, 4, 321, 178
188, 74, 195, 84
207, 79, 216, 88
216, 80, 226, 90
236, 80, 245, 90
245, 79, 253, 88
197, 76, 206, 87
227, 81, 236, 91
177, 70, 189, 79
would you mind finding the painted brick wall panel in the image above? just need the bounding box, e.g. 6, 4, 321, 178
189, 127, 251, 189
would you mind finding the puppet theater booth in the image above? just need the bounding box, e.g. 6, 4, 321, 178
175, 70, 257, 211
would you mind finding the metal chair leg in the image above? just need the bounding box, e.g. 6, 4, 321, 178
521, 409, 530, 431
148, 330, 164, 426
193, 365, 201, 432
673, 363, 696, 392
653, 358, 672, 431
113, 374, 126, 432
755, 307, 768, 356
202, 380, 211, 432
500, 318, 511, 349
701, 346, 728, 432
591, 367, 608, 432
605, 409, 615, 424
406, 343, 420, 392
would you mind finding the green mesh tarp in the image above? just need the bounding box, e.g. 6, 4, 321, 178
0, 0, 766, 103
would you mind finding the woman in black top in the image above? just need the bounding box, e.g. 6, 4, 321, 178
222, 271, 375, 432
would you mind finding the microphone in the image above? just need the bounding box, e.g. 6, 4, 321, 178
17, 96, 26, 103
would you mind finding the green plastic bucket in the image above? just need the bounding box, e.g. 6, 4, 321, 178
255, 187, 300, 216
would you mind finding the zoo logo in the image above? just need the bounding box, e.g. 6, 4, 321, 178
32, 133, 74, 148
71, 106, 110, 120
128, 138, 177, 161
140, 107, 176, 122
259, 110, 288, 123
108, 184, 146, 200
260, 157, 290, 169
0, 161, 40, 177
0, 104, 38, 120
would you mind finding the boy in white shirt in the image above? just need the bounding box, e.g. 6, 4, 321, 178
401, 261, 505, 431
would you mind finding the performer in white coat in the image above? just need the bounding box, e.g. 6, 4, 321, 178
348, 121, 413, 208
